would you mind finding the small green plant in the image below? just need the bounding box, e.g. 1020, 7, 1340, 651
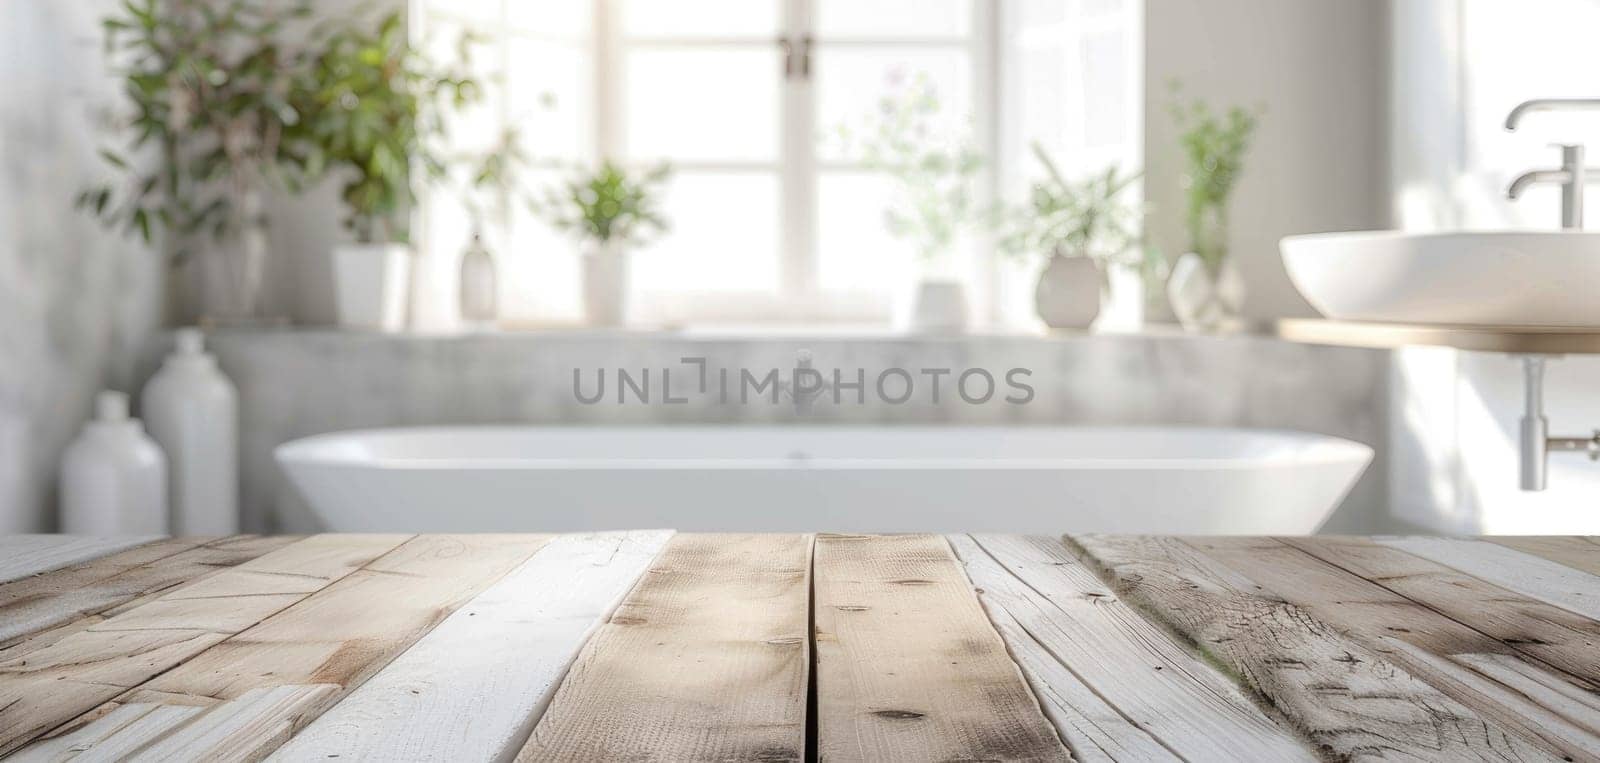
78, 0, 321, 258
538, 162, 670, 245
292, 11, 482, 244
1169, 84, 1261, 275
998, 144, 1144, 273
837, 72, 984, 262
456, 127, 536, 233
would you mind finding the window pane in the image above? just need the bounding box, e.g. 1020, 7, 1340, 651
817, 171, 915, 292
815, 0, 971, 38
507, 0, 592, 37
815, 48, 972, 164
507, 41, 592, 160
625, 48, 781, 162
632, 172, 780, 292
621, 0, 779, 38
505, 170, 583, 322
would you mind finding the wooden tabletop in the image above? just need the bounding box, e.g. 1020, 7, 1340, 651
1278, 318, 1600, 354
1, 533, 1598, 762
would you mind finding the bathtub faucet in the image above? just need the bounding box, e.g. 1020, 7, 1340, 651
781, 349, 831, 416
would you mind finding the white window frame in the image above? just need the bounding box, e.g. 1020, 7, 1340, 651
603, 0, 1001, 326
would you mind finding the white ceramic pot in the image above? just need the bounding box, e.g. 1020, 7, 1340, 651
335, 243, 411, 331
1034, 255, 1102, 330
583, 243, 629, 327
1167, 252, 1246, 332
907, 280, 969, 334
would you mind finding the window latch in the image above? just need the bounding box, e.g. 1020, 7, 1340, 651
798, 34, 813, 79
778, 37, 795, 79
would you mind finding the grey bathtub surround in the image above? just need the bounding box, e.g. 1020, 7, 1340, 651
202, 329, 1390, 534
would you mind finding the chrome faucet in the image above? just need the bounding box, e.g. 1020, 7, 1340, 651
1507, 144, 1594, 229
1505, 98, 1600, 131
1505, 99, 1600, 230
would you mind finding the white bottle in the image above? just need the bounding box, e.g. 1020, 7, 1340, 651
60, 391, 168, 534
142, 328, 240, 534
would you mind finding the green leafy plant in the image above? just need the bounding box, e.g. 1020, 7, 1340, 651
837, 72, 984, 262
291, 11, 482, 244
1170, 85, 1261, 275
998, 144, 1144, 274
456, 127, 536, 233
78, 0, 320, 258
537, 162, 670, 246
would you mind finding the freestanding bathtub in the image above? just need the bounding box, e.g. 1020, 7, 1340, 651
275, 426, 1372, 534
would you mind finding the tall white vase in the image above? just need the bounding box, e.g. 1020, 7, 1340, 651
60, 391, 167, 535
583, 242, 629, 327
335, 243, 411, 331
142, 328, 239, 534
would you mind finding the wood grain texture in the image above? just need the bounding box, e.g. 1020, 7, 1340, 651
54, 534, 552, 762
518, 534, 811, 763
0, 536, 295, 649
950, 534, 1312, 762
1286, 537, 1600, 690
1195, 536, 1600, 760
813, 534, 1068, 763
0, 536, 160, 583
270, 530, 670, 763
0, 534, 410, 757
1490, 537, 1600, 578
1072, 534, 1550, 761
1380, 536, 1600, 621
7, 703, 204, 763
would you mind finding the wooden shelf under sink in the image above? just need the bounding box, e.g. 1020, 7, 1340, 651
1278, 318, 1600, 354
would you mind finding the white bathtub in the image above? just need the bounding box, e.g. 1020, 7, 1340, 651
275, 426, 1371, 534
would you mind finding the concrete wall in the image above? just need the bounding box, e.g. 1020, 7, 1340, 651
1143, 0, 1392, 322
0, 1, 165, 531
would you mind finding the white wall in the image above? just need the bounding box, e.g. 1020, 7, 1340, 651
1143, 0, 1391, 322
1389, 0, 1600, 533
0, 0, 165, 531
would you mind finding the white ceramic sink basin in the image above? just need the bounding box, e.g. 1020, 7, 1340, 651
1282, 231, 1600, 327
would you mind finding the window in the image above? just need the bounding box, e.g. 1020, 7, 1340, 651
415, 0, 1141, 329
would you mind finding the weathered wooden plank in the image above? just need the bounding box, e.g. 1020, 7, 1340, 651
950, 534, 1311, 762
269, 530, 670, 762
0, 536, 160, 583
518, 534, 811, 762
1490, 537, 1600, 579
1286, 537, 1600, 689
813, 534, 1068, 763
1381, 536, 1600, 621
0, 534, 410, 756
1194, 536, 1600, 759
52, 534, 551, 762
1072, 534, 1550, 761
0, 535, 295, 649
7, 703, 203, 763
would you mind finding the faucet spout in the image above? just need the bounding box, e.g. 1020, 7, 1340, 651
1507, 169, 1570, 200
1505, 98, 1600, 131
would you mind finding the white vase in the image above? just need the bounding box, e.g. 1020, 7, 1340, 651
1034, 255, 1102, 330
458, 234, 499, 330
141, 327, 239, 535
1167, 252, 1247, 332
200, 187, 271, 325
583, 242, 629, 327
907, 280, 969, 334
60, 391, 167, 535
335, 243, 411, 331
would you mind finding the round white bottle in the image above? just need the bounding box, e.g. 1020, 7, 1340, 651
60, 391, 168, 534
141, 328, 240, 534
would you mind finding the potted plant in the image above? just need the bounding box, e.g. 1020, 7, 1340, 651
79, 0, 320, 324
293, 12, 481, 331
844, 73, 984, 333
537, 162, 669, 327
998, 145, 1144, 331
1167, 87, 1261, 332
